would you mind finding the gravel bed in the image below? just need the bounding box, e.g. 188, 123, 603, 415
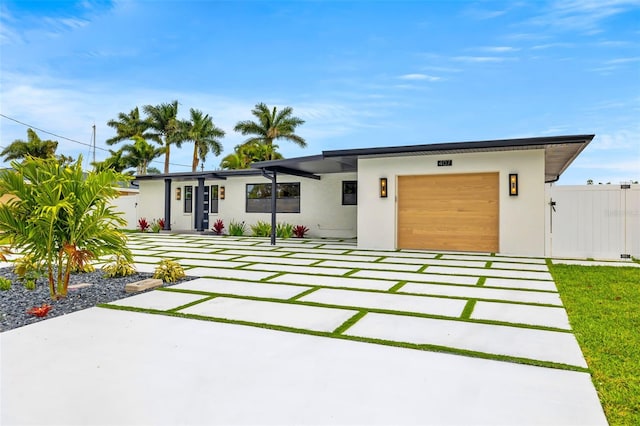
0, 267, 194, 332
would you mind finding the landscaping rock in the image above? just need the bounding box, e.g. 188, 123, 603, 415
125, 278, 163, 293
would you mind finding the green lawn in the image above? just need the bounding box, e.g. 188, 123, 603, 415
550, 264, 640, 426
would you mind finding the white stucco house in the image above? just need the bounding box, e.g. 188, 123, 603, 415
135, 134, 594, 257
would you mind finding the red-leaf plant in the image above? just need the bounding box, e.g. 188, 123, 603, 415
212, 219, 224, 235
27, 304, 52, 317
158, 218, 165, 229
293, 225, 309, 238
138, 217, 150, 232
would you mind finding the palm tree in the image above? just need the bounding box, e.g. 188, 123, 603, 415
120, 136, 164, 175
143, 100, 183, 174
234, 103, 306, 159
105, 107, 152, 146
1, 129, 58, 161
219, 141, 284, 170
92, 149, 132, 174
182, 108, 225, 172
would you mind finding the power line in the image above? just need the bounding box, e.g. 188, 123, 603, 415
0, 113, 192, 169
1, 113, 109, 151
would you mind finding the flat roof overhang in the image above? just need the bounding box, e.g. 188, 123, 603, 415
252, 134, 594, 183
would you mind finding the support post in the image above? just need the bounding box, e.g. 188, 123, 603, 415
163, 178, 172, 230
261, 169, 277, 246
196, 177, 205, 231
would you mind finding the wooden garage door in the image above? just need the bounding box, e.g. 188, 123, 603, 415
397, 173, 499, 252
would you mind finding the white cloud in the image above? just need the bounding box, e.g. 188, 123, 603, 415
530, 0, 640, 34
478, 46, 520, 53
453, 56, 511, 63
398, 73, 441, 82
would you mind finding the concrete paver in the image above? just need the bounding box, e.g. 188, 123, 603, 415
484, 277, 558, 292
299, 287, 467, 317
345, 312, 588, 368
185, 267, 275, 281
442, 254, 547, 264
352, 269, 479, 285
243, 263, 352, 276
234, 255, 319, 266
426, 265, 553, 280
490, 262, 550, 271
271, 273, 397, 291
171, 278, 311, 299
108, 290, 208, 311
472, 301, 571, 329
179, 297, 357, 332
316, 259, 422, 272
401, 282, 563, 305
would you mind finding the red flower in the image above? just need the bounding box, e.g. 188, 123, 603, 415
27, 304, 53, 317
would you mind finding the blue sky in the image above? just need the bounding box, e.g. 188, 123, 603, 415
1, 0, 638, 184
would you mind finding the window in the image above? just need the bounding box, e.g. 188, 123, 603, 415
342, 181, 357, 205
184, 185, 193, 213
246, 183, 300, 213
210, 185, 219, 213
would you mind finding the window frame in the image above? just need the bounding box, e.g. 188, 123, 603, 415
210, 185, 219, 213
184, 185, 193, 213
245, 182, 301, 213
342, 180, 357, 205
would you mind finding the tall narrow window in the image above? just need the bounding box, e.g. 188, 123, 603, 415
342, 181, 357, 205
184, 185, 193, 213
210, 185, 219, 213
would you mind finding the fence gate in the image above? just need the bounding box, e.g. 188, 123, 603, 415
546, 184, 639, 260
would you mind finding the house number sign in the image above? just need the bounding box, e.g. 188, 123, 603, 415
437, 160, 453, 167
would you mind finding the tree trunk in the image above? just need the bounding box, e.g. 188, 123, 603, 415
164, 143, 170, 174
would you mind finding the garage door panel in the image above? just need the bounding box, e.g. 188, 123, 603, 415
398, 173, 499, 252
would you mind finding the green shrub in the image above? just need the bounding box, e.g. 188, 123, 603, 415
150, 219, 162, 233
228, 220, 246, 236
14, 254, 43, 281
71, 262, 96, 273
0, 156, 132, 300
251, 220, 272, 237
102, 254, 136, 278
276, 222, 293, 239
0, 277, 11, 291
153, 259, 185, 283
24, 279, 36, 291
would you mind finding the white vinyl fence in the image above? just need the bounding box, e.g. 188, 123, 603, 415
546, 184, 640, 260
111, 191, 139, 230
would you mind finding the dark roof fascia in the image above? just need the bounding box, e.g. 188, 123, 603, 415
262, 165, 321, 180
322, 134, 595, 158
135, 169, 263, 181
251, 154, 325, 170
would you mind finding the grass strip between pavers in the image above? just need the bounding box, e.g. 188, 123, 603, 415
288, 286, 320, 301
476, 277, 487, 286
387, 281, 407, 293
155, 287, 572, 333
460, 299, 477, 319
98, 303, 589, 373
167, 295, 217, 312
333, 310, 368, 334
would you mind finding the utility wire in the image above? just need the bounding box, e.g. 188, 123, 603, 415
0, 113, 192, 169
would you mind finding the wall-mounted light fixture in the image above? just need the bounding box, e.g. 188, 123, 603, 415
509, 173, 518, 196
220, 186, 225, 200
380, 178, 388, 198
175, 187, 181, 200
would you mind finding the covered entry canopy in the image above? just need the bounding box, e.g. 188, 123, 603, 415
252, 134, 594, 182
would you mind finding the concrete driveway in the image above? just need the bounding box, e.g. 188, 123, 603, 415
1, 234, 608, 425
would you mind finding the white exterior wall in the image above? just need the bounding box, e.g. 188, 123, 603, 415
357, 149, 546, 256
137, 173, 357, 238
545, 184, 640, 259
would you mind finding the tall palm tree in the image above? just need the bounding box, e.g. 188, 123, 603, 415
143, 100, 183, 174
92, 149, 132, 174
1, 128, 58, 161
105, 107, 152, 146
234, 103, 306, 159
182, 108, 225, 172
120, 136, 164, 175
